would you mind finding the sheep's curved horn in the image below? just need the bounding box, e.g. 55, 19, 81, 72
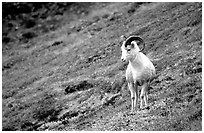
124, 36, 145, 52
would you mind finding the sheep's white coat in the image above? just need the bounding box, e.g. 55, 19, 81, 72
121, 40, 155, 112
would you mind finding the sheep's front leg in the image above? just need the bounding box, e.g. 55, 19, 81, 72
128, 83, 135, 112
128, 82, 138, 112
134, 83, 139, 111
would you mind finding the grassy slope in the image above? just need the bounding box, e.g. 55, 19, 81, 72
2, 2, 202, 131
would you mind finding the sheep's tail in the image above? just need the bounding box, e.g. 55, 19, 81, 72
150, 73, 159, 83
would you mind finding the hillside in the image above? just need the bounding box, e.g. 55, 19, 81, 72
2, 2, 202, 131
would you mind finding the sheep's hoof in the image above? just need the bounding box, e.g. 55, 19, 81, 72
145, 106, 150, 110
140, 106, 150, 110
129, 112, 135, 115
129, 110, 137, 115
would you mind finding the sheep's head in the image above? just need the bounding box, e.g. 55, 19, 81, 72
120, 35, 145, 62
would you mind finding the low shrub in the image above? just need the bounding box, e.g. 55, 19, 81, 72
32, 93, 62, 122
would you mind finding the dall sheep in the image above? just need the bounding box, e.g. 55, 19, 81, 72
120, 35, 156, 112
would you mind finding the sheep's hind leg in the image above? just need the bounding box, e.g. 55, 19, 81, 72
140, 83, 149, 110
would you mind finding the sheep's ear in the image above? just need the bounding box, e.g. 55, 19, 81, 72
120, 35, 127, 41
126, 42, 134, 50
130, 42, 135, 48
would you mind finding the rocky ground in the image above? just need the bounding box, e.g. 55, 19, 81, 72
2, 2, 202, 131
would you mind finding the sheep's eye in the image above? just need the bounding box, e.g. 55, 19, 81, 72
127, 49, 131, 52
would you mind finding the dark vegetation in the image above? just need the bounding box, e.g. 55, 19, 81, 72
2, 2, 202, 131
